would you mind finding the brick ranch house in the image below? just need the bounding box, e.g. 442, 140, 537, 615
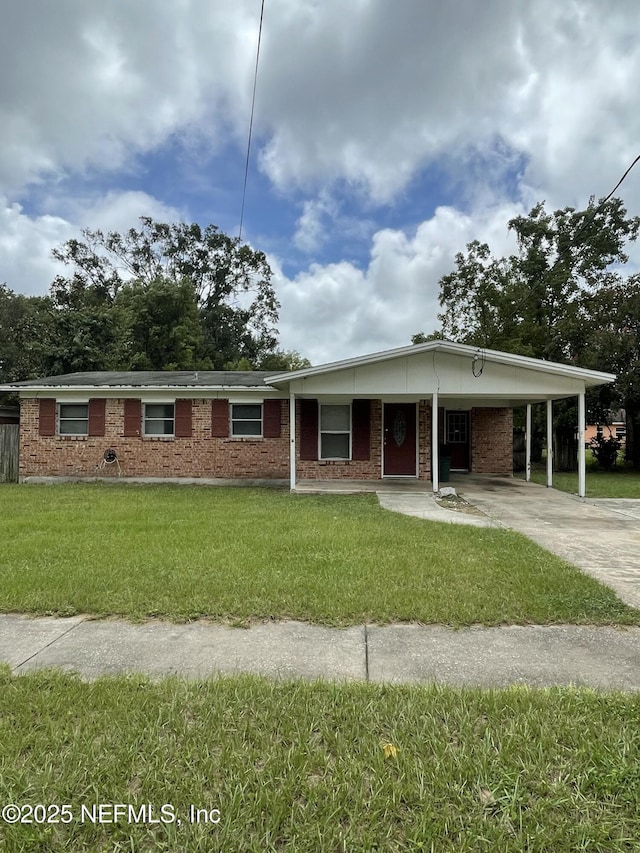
1, 340, 614, 496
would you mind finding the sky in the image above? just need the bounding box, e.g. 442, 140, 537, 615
2, 0, 640, 365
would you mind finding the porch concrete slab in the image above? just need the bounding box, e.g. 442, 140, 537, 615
453, 477, 640, 610
0, 614, 86, 669
295, 479, 433, 494
367, 624, 640, 689
10, 617, 366, 682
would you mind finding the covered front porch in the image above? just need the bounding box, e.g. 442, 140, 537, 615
267, 340, 615, 498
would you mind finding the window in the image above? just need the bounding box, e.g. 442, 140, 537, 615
320, 404, 350, 459
59, 403, 88, 435
615, 426, 626, 439
231, 404, 262, 437
144, 404, 175, 436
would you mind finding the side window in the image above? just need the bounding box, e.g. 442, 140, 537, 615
320, 404, 351, 459
144, 404, 175, 436
231, 404, 262, 436
59, 403, 89, 435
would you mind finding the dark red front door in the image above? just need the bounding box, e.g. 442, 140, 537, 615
383, 403, 417, 475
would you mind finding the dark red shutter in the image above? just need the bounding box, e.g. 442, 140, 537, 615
38, 398, 56, 436
174, 399, 193, 438
123, 399, 142, 436
211, 399, 229, 437
88, 399, 106, 436
300, 399, 318, 460
263, 399, 282, 438
352, 399, 371, 460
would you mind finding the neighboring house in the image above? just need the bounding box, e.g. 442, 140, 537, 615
585, 409, 626, 447
0, 340, 615, 496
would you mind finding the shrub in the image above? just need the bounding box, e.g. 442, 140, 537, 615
589, 433, 622, 471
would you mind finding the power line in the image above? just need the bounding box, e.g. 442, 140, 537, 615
238, 0, 265, 243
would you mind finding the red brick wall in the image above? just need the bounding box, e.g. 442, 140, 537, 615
18, 397, 514, 481
295, 399, 383, 479
418, 401, 431, 480
19, 398, 290, 480
471, 407, 513, 474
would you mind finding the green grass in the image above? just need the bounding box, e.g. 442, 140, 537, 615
1, 669, 640, 852
517, 461, 640, 498
0, 483, 637, 625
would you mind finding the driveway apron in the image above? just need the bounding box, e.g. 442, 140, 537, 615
455, 477, 640, 610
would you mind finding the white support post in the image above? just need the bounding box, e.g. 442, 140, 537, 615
289, 392, 296, 491
432, 391, 439, 492
546, 399, 553, 488
525, 403, 532, 482
578, 391, 586, 498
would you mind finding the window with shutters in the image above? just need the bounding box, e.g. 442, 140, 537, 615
319, 404, 351, 459
59, 403, 89, 435
231, 403, 262, 437
144, 403, 175, 436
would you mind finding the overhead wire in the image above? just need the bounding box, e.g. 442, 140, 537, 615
238, 0, 265, 243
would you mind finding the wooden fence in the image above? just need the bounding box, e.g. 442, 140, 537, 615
0, 424, 19, 483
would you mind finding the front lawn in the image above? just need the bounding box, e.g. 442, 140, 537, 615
1, 669, 639, 852
0, 484, 637, 625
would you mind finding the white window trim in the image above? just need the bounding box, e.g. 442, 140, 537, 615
319, 402, 352, 461
58, 402, 89, 436
143, 402, 175, 437
231, 403, 263, 438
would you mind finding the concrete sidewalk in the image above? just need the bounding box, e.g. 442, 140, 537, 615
2, 614, 640, 690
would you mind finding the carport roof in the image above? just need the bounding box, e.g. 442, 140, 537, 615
267, 340, 616, 388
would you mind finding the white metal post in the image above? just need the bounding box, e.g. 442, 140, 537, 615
578, 391, 586, 498
525, 403, 532, 482
432, 392, 439, 492
289, 392, 296, 490
546, 399, 553, 488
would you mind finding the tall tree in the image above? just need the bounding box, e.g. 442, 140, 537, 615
50, 218, 279, 370
438, 198, 640, 362
0, 284, 52, 382
433, 197, 640, 466
580, 274, 640, 467
114, 277, 206, 370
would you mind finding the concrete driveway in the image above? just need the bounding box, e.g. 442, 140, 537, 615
452, 475, 640, 610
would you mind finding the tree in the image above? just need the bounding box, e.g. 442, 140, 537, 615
432, 197, 640, 467
580, 274, 640, 467
49, 217, 279, 370
114, 277, 207, 370
0, 284, 52, 383
257, 350, 311, 371
438, 198, 640, 361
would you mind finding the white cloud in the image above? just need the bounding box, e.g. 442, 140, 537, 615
0, 191, 183, 295
293, 193, 338, 253
0, 198, 72, 295
275, 202, 523, 364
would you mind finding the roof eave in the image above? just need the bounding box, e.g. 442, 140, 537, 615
0, 384, 276, 393
268, 340, 616, 386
